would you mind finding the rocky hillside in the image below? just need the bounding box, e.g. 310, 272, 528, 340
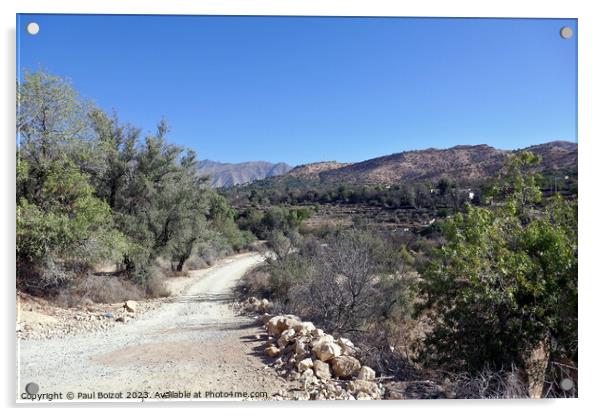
523, 141, 578, 171
287, 162, 349, 180
289, 141, 577, 186
197, 160, 292, 187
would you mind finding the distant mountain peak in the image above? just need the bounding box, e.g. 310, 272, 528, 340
196, 160, 292, 187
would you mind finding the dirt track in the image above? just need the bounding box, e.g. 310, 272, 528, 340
17, 252, 289, 402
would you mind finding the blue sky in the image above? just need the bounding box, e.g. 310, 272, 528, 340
17, 15, 577, 166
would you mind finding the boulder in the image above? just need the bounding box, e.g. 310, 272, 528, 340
312, 340, 341, 361
293, 321, 316, 334
294, 340, 307, 355
259, 298, 270, 311
260, 314, 273, 325
311, 328, 325, 338
264, 346, 280, 358
266, 316, 281, 336
337, 337, 356, 355
279, 328, 296, 344
298, 358, 313, 372
357, 366, 376, 381
123, 300, 137, 313
310, 334, 334, 348
347, 380, 382, 399
331, 356, 361, 378
266, 315, 301, 337
300, 369, 318, 388
313, 360, 331, 380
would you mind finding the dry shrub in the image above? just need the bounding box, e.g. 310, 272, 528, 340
154, 256, 172, 270
542, 360, 578, 398
200, 246, 218, 266
357, 343, 421, 381
451, 365, 529, 399
82, 275, 145, 303
54, 275, 145, 306
183, 255, 207, 271
145, 267, 171, 298
234, 267, 271, 300
54, 288, 85, 308
163, 270, 189, 278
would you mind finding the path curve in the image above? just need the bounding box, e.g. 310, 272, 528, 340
17, 252, 286, 402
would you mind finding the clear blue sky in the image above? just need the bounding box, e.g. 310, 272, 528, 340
17, 14, 577, 166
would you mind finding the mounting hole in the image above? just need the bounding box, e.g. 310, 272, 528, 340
560, 378, 574, 391
25, 382, 39, 395
560, 26, 573, 39
26, 22, 40, 35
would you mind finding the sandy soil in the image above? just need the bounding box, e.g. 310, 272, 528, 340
17, 252, 289, 402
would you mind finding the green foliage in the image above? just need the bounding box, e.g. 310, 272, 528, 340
237, 205, 314, 239
18, 71, 92, 161
417, 152, 577, 372
208, 193, 255, 252
17, 159, 127, 287
17, 70, 249, 291
226, 174, 480, 213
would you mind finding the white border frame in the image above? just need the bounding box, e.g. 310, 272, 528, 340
2, 1, 600, 415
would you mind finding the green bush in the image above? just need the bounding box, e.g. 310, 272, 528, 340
17, 159, 127, 288
417, 153, 577, 373
17, 70, 251, 295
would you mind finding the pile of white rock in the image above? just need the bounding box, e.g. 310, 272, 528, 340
242, 297, 272, 313
243, 298, 383, 400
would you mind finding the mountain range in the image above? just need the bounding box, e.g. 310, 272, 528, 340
199, 141, 577, 188
311, 141, 578, 185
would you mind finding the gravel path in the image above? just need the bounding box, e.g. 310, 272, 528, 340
17, 252, 288, 402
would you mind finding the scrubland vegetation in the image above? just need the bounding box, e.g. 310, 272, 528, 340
17, 71, 254, 301
16, 70, 577, 398
235, 152, 578, 398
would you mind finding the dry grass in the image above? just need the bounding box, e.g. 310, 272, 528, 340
54, 275, 145, 307
145, 267, 172, 298
450, 365, 529, 399
234, 267, 272, 301
183, 255, 208, 271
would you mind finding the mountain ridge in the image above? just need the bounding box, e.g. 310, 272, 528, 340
200, 141, 577, 188
196, 160, 292, 187
269, 140, 577, 187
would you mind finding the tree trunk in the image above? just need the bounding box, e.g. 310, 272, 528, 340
176, 256, 186, 272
